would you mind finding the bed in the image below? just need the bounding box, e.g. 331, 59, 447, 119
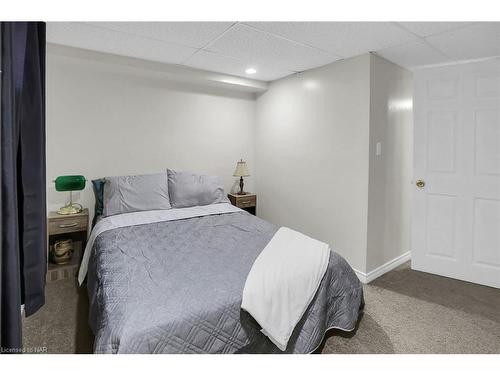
81, 202, 364, 354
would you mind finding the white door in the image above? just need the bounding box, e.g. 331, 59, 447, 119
412, 58, 500, 289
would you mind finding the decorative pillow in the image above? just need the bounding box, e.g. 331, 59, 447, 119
167, 169, 229, 208
103, 173, 171, 217
91, 178, 105, 227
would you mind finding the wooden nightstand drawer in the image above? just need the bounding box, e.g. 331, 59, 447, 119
48, 212, 88, 235
235, 195, 256, 208
228, 193, 257, 215
47, 209, 89, 282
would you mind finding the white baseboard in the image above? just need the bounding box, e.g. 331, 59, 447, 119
353, 251, 411, 284
353, 269, 369, 284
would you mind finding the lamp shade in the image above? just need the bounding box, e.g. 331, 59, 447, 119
233, 159, 250, 177
55, 175, 86, 192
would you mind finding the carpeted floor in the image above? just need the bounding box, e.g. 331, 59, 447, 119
22, 261, 500, 354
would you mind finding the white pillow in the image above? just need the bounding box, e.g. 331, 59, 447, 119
103, 173, 171, 217
167, 169, 229, 208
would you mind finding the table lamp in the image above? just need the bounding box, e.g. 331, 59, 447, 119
233, 159, 250, 195
55, 175, 86, 215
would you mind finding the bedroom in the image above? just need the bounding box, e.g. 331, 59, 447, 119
1, 0, 499, 373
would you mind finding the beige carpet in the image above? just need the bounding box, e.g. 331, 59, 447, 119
23, 262, 500, 354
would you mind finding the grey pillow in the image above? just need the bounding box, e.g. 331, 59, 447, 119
167, 169, 229, 208
103, 173, 171, 217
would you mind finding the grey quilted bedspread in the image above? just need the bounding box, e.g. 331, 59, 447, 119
86, 211, 364, 353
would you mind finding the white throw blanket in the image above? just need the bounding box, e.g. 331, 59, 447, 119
241, 227, 330, 351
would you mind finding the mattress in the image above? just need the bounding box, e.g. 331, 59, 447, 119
86, 208, 364, 353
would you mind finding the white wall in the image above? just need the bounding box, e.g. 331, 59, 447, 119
255, 54, 413, 275
255, 55, 371, 272
46, 49, 256, 219
366, 54, 413, 272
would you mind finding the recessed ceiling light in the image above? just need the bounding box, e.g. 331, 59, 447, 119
245, 68, 257, 75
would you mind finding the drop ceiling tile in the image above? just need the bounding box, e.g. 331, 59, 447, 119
426, 22, 500, 60
376, 39, 452, 69
206, 23, 340, 72
185, 50, 293, 81
245, 22, 417, 57
47, 22, 500, 81
397, 22, 475, 37
47, 22, 197, 65
87, 22, 234, 49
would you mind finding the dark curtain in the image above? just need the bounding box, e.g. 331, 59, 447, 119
1, 22, 46, 351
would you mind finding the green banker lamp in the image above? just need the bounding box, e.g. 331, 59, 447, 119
55, 175, 86, 215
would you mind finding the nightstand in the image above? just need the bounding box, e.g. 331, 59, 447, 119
228, 193, 257, 215
47, 208, 89, 282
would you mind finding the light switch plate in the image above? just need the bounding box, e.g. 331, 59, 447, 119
376, 142, 382, 156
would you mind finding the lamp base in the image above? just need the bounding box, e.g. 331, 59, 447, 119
57, 203, 83, 215
236, 191, 248, 195
237, 176, 247, 195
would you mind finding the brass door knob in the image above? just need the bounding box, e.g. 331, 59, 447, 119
416, 179, 425, 189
